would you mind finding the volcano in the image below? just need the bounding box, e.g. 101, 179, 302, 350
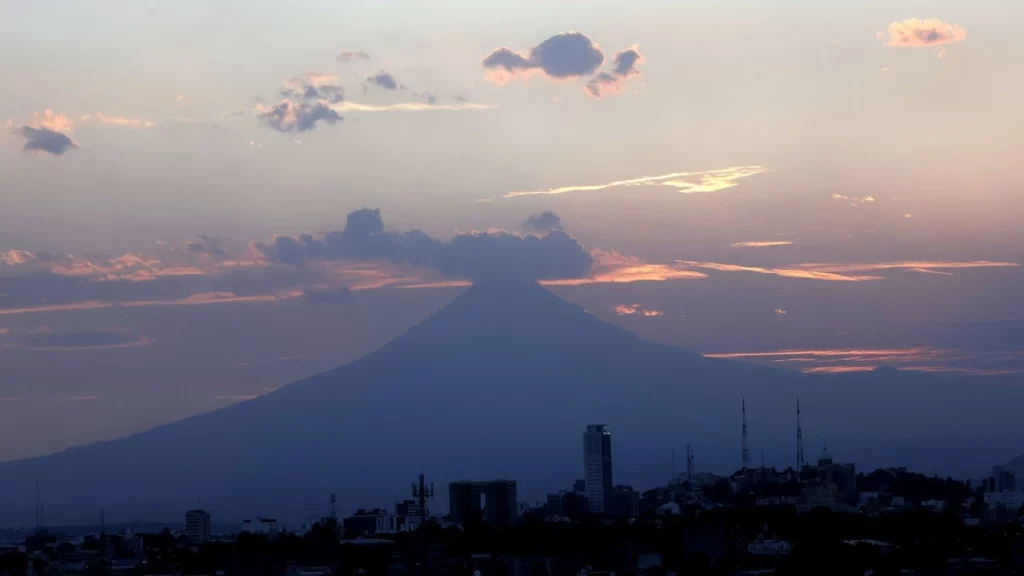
2, 280, 1023, 525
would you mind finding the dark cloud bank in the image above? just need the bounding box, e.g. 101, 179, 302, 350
483, 32, 605, 79
255, 209, 592, 281
523, 211, 563, 232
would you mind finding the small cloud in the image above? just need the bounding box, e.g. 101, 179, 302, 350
938, 49, 948, 59
18, 110, 76, 156
50, 395, 99, 402
830, 193, 876, 206
20, 126, 76, 156
0, 397, 22, 404
185, 235, 226, 257
585, 45, 645, 98
484, 32, 606, 84
615, 304, 664, 317
281, 73, 344, 103
257, 100, 342, 132
729, 241, 793, 248
337, 50, 371, 62
414, 92, 437, 105
774, 308, 787, 315
523, 211, 563, 232
879, 66, 891, 73
300, 286, 351, 304
903, 213, 913, 219
175, 95, 185, 103
881, 18, 967, 48
365, 71, 405, 91
829, 40, 841, 47
585, 72, 621, 98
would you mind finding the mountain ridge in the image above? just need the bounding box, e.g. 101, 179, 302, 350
2, 281, 1023, 525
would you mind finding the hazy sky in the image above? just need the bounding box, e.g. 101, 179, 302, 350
2, 0, 1023, 460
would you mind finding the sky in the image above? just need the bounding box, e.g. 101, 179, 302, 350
2, 0, 1024, 461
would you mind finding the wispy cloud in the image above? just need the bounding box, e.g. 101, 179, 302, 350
881, 18, 966, 48
729, 241, 793, 248
615, 304, 664, 317
677, 261, 883, 282
830, 193, 875, 206
542, 250, 707, 286
502, 166, 767, 199
331, 102, 497, 113
79, 114, 156, 128
337, 50, 371, 62
677, 259, 1016, 282
50, 395, 99, 402
0, 397, 22, 404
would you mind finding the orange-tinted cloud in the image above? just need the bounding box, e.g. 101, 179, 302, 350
79, 114, 156, 128
729, 241, 793, 248
615, 304, 664, 317
503, 166, 767, 199
677, 261, 883, 282
830, 193, 875, 206
881, 18, 966, 48
543, 250, 707, 286
795, 261, 1017, 274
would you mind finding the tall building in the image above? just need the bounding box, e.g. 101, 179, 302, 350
583, 424, 613, 513
993, 466, 1017, 492
448, 480, 518, 527
184, 509, 211, 543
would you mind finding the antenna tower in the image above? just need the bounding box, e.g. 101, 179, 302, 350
741, 398, 750, 470
411, 473, 434, 521
796, 397, 805, 469
685, 444, 694, 482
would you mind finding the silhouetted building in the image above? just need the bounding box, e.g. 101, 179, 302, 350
992, 466, 1017, 492
343, 509, 395, 537
584, 424, 613, 513
801, 448, 857, 505
241, 517, 278, 534
448, 480, 518, 527
573, 479, 586, 493
394, 499, 422, 531
546, 490, 589, 518
607, 485, 640, 517
185, 510, 211, 543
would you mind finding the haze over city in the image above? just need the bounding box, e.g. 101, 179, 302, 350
3, 0, 1024, 531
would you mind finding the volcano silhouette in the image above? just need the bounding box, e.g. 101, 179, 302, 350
2, 280, 1023, 524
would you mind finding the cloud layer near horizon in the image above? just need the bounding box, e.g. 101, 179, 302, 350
255, 208, 593, 281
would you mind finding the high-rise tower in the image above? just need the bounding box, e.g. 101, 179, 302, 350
583, 425, 613, 513
741, 399, 750, 470
796, 398, 805, 469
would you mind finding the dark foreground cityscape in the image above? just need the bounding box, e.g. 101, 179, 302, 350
2, 421, 1023, 576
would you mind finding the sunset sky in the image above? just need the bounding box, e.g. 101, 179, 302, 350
2, 0, 1023, 461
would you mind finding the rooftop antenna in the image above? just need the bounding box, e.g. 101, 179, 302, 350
741, 398, 750, 470
796, 397, 805, 469
686, 444, 694, 482
411, 473, 434, 521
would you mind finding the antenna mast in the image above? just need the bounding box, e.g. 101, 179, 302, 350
411, 473, 434, 522
686, 444, 694, 482
741, 398, 750, 470
796, 397, 805, 469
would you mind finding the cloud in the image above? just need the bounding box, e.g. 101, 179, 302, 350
938, 49, 948, 59
79, 114, 156, 128
585, 73, 621, 98
903, 213, 913, 219
774, 308, 787, 315
502, 166, 767, 199
365, 72, 405, 91
0, 397, 21, 404
337, 50, 371, 62
523, 211, 563, 232
729, 241, 793, 248
300, 286, 352, 304
881, 18, 967, 48
483, 32, 605, 82
281, 73, 344, 103
51, 395, 99, 402
185, 235, 226, 257
541, 250, 707, 286
19, 112, 77, 156
676, 259, 1017, 282
615, 304, 664, 317
414, 92, 437, 105
329, 101, 496, 113
257, 100, 342, 132
880, 67, 891, 73
254, 208, 594, 281
677, 261, 883, 282
13, 329, 150, 351
611, 46, 643, 78
830, 193, 875, 206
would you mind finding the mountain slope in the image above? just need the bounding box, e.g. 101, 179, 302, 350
1, 280, 1022, 525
